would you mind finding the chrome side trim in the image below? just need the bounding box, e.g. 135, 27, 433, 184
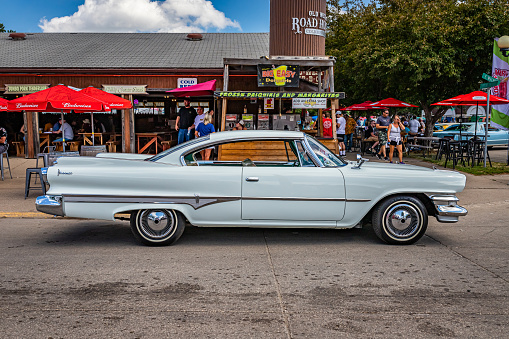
36, 195, 64, 216
61, 194, 371, 210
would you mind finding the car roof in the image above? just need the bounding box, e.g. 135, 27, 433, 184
208, 130, 306, 141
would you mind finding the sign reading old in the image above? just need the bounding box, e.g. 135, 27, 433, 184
5, 84, 50, 94
215, 91, 345, 99
292, 10, 327, 38
257, 65, 300, 87
102, 85, 148, 95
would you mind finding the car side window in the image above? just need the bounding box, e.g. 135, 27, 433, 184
183, 140, 301, 167
295, 141, 316, 167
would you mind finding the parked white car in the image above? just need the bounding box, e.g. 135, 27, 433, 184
36, 131, 467, 246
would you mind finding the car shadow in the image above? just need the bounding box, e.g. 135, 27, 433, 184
39, 219, 383, 247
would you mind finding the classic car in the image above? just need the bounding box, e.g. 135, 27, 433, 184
433, 122, 509, 147
36, 131, 467, 246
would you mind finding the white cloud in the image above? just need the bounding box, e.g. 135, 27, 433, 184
39, 0, 241, 33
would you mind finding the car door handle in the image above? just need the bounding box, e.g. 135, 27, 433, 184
245, 177, 259, 182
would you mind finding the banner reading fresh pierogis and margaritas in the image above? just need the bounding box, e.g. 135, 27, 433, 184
491, 38, 509, 131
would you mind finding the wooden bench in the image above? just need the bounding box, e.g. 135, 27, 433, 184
106, 140, 121, 153
52, 140, 80, 152
319, 139, 340, 155
11, 141, 25, 157
407, 144, 433, 157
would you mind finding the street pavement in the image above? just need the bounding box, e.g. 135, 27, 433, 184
0, 153, 508, 338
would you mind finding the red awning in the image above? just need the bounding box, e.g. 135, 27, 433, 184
369, 97, 418, 108
432, 91, 509, 106
0, 98, 8, 111
167, 80, 216, 97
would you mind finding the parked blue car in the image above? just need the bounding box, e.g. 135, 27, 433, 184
433, 123, 509, 147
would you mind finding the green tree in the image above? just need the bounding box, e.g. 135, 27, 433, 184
326, 0, 509, 135
0, 23, 15, 33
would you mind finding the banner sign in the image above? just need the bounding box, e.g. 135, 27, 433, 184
257, 65, 300, 87
215, 91, 345, 99
4, 84, 50, 94
491, 38, 509, 130
102, 85, 148, 95
292, 10, 327, 38
177, 78, 198, 88
292, 98, 327, 109
264, 98, 274, 110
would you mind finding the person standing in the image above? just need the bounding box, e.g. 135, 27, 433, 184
176, 98, 197, 144
375, 109, 391, 160
53, 118, 74, 142
195, 113, 215, 160
345, 113, 357, 152
387, 115, 405, 164
336, 112, 346, 156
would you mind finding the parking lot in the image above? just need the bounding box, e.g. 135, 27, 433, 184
0, 155, 508, 338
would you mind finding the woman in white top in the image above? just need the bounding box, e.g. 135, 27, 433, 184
387, 115, 405, 164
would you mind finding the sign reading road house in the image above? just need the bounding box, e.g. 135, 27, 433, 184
215, 91, 345, 99
292, 10, 327, 37
102, 85, 148, 95
292, 97, 327, 109
177, 78, 198, 88
257, 65, 300, 87
4, 84, 50, 94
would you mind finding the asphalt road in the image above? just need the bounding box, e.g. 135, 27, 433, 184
1, 172, 508, 338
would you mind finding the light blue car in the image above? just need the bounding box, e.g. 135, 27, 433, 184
433, 123, 509, 147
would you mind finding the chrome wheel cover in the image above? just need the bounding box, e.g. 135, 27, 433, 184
137, 209, 177, 241
383, 202, 422, 241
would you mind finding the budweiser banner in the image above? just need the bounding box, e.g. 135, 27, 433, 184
257, 65, 300, 87
491, 38, 509, 130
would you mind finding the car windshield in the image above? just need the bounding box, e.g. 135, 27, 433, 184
305, 135, 346, 167
443, 124, 472, 132
146, 135, 210, 162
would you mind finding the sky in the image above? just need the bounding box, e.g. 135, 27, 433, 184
1, 0, 270, 33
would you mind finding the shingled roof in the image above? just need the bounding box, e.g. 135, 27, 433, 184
0, 33, 269, 69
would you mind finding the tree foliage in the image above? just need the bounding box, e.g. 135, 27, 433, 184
0, 23, 15, 33
326, 0, 509, 135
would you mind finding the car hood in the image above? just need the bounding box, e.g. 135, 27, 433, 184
95, 153, 153, 160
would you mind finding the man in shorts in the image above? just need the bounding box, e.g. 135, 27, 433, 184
336, 112, 346, 156
375, 109, 391, 160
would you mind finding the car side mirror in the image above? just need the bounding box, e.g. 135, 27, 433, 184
352, 154, 368, 169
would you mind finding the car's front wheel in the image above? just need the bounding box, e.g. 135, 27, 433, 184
372, 196, 428, 245
130, 209, 185, 246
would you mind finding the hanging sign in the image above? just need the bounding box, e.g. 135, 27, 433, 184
264, 98, 274, 110
4, 84, 50, 94
257, 65, 300, 87
215, 91, 345, 99
292, 10, 327, 38
292, 98, 327, 109
177, 78, 198, 88
102, 85, 148, 94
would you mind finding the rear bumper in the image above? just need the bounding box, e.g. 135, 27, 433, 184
36, 195, 64, 217
429, 195, 467, 223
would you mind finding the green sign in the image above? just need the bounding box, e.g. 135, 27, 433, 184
482, 73, 497, 82
480, 81, 500, 89
214, 91, 345, 99
5, 84, 50, 94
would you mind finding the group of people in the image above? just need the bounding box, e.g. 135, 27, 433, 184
176, 98, 216, 160
333, 109, 426, 164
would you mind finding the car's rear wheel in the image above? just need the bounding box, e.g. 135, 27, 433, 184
130, 209, 185, 246
372, 196, 428, 245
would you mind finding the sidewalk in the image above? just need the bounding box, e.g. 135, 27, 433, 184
1, 153, 508, 217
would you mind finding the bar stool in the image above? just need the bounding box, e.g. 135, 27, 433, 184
25, 168, 47, 199
467, 140, 491, 167
1, 145, 13, 181
444, 140, 464, 169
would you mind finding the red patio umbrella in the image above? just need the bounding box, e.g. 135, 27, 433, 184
167, 80, 217, 97
0, 98, 8, 111
80, 87, 132, 145
8, 85, 110, 151
369, 98, 418, 108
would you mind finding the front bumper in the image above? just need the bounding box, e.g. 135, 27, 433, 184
36, 195, 64, 216
430, 195, 467, 223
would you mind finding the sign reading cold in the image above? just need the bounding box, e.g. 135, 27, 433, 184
292, 10, 327, 38
177, 78, 198, 88
257, 65, 300, 87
